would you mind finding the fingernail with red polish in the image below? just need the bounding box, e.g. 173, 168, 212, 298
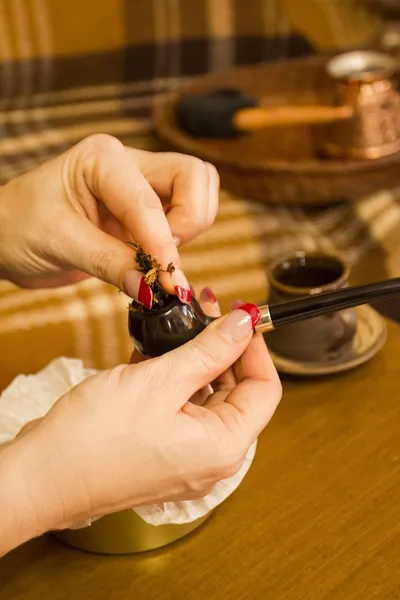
173, 269, 191, 304
218, 310, 252, 343
200, 287, 217, 304
138, 277, 153, 309
230, 299, 243, 311
236, 303, 261, 328
175, 285, 192, 304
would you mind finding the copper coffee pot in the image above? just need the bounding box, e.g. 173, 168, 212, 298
177, 51, 400, 160
324, 50, 400, 159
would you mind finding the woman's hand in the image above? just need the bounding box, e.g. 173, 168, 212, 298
0, 303, 282, 556
0, 134, 219, 306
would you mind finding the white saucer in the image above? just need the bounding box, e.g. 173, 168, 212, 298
268, 305, 387, 377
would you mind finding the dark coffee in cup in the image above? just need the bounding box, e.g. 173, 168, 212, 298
266, 252, 357, 363
273, 255, 345, 289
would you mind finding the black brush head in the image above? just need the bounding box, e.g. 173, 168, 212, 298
176, 88, 257, 138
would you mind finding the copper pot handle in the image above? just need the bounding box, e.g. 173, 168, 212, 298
233, 104, 353, 131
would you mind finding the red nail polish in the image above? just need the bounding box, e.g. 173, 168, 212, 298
138, 277, 153, 309
200, 287, 217, 304
236, 303, 261, 328
230, 299, 243, 311
175, 286, 192, 304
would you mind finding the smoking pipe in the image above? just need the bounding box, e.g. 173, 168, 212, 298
128, 277, 400, 357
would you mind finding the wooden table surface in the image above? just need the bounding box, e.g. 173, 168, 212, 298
1, 318, 399, 599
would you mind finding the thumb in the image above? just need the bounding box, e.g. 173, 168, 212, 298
16, 417, 42, 438
162, 309, 254, 404
63, 219, 154, 308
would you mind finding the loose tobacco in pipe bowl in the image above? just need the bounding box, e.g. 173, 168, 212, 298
127, 242, 175, 313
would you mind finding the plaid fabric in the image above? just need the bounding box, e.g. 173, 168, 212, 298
0, 0, 397, 392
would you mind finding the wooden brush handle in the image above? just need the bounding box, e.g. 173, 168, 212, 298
233, 104, 353, 131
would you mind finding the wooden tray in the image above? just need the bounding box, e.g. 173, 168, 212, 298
154, 56, 400, 205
